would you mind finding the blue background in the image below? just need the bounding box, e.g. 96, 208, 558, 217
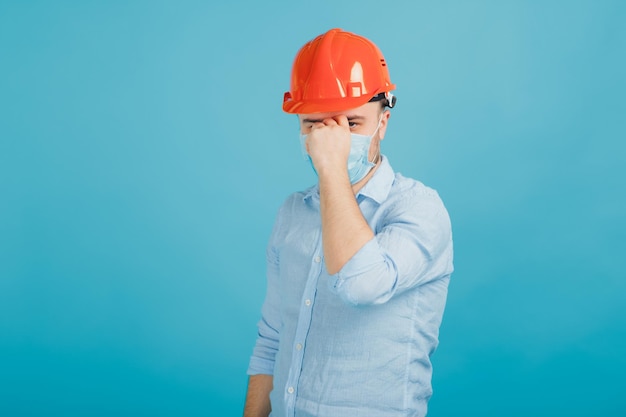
1, 0, 625, 416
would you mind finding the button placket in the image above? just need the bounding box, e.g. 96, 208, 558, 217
284, 241, 323, 415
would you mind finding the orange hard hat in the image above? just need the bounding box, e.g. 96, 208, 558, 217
283, 28, 396, 114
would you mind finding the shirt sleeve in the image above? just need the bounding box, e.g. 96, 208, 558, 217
328, 187, 454, 306
247, 209, 283, 375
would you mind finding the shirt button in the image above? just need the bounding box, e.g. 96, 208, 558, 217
314, 256, 321, 263
296, 343, 302, 350
305, 299, 311, 306
287, 386, 294, 394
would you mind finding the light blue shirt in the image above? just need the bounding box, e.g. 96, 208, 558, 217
248, 156, 454, 417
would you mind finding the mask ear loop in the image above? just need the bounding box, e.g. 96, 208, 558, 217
369, 114, 385, 164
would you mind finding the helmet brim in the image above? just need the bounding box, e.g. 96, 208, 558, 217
283, 86, 396, 114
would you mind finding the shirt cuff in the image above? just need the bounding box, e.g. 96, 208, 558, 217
247, 356, 275, 376
327, 237, 395, 305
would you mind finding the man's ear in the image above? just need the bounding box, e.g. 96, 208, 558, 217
379, 110, 391, 140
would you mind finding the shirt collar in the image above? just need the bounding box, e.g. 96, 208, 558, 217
303, 155, 395, 205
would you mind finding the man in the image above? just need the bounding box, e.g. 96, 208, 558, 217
244, 28, 454, 417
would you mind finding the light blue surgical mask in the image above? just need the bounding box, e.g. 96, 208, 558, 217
300, 117, 382, 184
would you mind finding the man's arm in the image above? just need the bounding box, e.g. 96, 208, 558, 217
243, 374, 273, 417
306, 115, 374, 275
318, 161, 373, 274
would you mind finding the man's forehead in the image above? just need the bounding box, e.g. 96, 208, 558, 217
298, 103, 378, 122
300, 114, 366, 123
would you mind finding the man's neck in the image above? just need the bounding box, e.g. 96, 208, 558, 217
351, 156, 382, 195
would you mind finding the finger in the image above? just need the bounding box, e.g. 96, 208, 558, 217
323, 118, 338, 126
334, 114, 349, 128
